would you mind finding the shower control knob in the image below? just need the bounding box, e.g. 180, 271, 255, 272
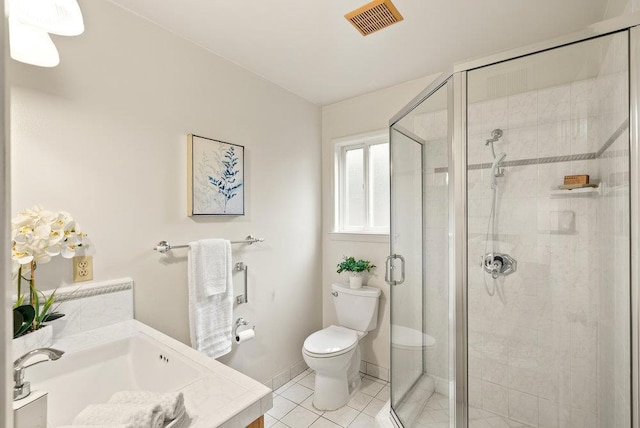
331, 291, 338, 297
483, 252, 517, 277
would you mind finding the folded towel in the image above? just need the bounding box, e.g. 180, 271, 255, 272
109, 391, 185, 420
189, 239, 230, 297
72, 403, 164, 428
188, 239, 233, 359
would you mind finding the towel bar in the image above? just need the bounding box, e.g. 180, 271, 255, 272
153, 235, 264, 253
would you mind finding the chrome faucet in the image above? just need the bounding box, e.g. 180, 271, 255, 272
13, 348, 64, 401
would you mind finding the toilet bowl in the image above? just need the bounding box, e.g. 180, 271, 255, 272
302, 283, 381, 411
302, 325, 365, 410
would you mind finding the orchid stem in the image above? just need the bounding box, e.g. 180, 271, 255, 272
17, 265, 22, 301
29, 260, 36, 331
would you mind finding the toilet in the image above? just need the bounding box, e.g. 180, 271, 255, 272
302, 282, 381, 411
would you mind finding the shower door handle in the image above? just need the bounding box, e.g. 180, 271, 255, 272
385, 254, 405, 286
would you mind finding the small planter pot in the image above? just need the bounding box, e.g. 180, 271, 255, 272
349, 272, 364, 289
12, 325, 53, 360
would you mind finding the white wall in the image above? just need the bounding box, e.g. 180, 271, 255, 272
604, 0, 632, 18
603, 0, 640, 18
321, 75, 438, 372
9, 0, 322, 383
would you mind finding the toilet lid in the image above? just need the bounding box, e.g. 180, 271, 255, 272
303, 326, 357, 356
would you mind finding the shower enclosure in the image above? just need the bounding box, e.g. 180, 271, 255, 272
387, 21, 639, 428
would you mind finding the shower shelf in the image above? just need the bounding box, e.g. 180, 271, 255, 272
549, 184, 601, 197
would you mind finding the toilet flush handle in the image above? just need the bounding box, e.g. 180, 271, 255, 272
331, 291, 338, 297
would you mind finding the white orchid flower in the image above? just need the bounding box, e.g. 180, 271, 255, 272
11, 206, 87, 267
61, 244, 78, 259
48, 229, 64, 245
11, 213, 32, 229
45, 244, 61, 257
34, 223, 51, 239
12, 250, 34, 265
34, 253, 52, 264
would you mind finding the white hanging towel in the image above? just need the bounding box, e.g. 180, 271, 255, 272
188, 239, 233, 359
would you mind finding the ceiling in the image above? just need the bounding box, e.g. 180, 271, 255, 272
107, 0, 610, 105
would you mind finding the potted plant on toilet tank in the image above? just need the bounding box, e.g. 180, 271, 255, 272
11, 206, 87, 349
336, 256, 376, 289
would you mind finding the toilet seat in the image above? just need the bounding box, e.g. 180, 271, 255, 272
303, 326, 357, 358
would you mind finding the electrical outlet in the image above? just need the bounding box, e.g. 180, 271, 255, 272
73, 256, 93, 282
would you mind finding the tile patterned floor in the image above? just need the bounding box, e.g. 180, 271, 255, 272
266, 369, 390, 428
411, 393, 450, 428
266, 370, 530, 428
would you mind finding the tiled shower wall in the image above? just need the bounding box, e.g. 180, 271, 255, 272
466, 32, 629, 428
413, 110, 449, 391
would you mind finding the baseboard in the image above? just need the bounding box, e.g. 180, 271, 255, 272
264, 360, 309, 391
264, 358, 389, 391
360, 360, 389, 382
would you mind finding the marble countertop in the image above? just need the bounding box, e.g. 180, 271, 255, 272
50, 319, 273, 428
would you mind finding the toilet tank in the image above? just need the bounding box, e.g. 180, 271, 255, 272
332, 283, 381, 332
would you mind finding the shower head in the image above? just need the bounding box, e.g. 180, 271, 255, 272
490, 152, 507, 189
485, 128, 503, 145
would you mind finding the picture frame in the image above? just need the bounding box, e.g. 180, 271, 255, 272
187, 134, 245, 216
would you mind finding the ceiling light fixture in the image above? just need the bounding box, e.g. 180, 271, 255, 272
12, 0, 84, 36
9, 16, 60, 67
345, 0, 404, 36
9, 0, 84, 67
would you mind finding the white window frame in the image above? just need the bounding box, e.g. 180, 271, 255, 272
334, 130, 390, 235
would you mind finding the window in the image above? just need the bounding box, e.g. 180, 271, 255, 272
335, 132, 390, 234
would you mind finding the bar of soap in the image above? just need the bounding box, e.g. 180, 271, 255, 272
564, 175, 589, 185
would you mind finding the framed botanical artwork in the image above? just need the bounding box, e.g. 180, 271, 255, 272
187, 134, 245, 216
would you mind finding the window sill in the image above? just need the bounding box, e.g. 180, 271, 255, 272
329, 232, 390, 243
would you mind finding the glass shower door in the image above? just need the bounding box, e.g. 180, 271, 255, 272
390, 79, 451, 427
389, 126, 424, 426
466, 31, 630, 427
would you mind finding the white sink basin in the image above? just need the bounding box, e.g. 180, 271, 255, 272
28, 333, 203, 426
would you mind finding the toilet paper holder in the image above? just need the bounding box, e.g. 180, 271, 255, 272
234, 317, 255, 339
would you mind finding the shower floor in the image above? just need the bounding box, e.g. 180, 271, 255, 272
468, 406, 533, 428
411, 398, 533, 427
394, 374, 533, 427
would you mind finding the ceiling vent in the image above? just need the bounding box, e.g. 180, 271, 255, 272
345, 0, 404, 36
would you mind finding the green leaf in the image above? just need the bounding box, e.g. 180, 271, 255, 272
42, 312, 65, 322
15, 323, 31, 338
32, 291, 40, 319
13, 305, 35, 338
13, 310, 23, 337
15, 305, 35, 324
336, 256, 376, 273
40, 292, 55, 316
14, 295, 25, 308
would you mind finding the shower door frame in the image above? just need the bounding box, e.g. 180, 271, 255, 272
630, 24, 640, 428
389, 15, 640, 428
388, 71, 453, 428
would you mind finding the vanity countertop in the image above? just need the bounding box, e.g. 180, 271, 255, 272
50, 319, 273, 428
